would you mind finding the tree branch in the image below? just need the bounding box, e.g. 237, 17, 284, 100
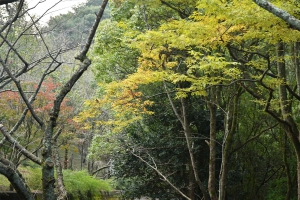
0, 58, 44, 127
131, 151, 191, 200
92, 165, 110, 176
75, 0, 108, 61
0, 157, 34, 200
0, 124, 41, 165
253, 0, 300, 31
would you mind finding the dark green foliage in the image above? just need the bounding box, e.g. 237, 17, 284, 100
110, 83, 222, 199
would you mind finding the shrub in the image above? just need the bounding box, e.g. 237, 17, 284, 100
63, 170, 112, 198
21, 167, 42, 191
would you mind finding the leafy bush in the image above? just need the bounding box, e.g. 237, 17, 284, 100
22, 167, 43, 191
63, 170, 112, 198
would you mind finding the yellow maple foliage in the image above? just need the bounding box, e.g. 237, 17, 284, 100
76, 0, 300, 132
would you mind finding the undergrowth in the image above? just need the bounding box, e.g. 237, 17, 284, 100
0, 167, 112, 198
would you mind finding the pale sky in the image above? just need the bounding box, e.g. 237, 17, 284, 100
27, 0, 88, 23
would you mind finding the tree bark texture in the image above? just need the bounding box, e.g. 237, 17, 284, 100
188, 160, 196, 200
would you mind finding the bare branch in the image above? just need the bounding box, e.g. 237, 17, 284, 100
51, 0, 109, 124
0, 124, 41, 165
0, 33, 29, 66
92, 165, 110, 176
163, 81, 184, 126
0, 58, 44, 127
0, 0, 24, 32
75, 0, 108, 61
131, 151, 191, 200
230, 123, 278, 156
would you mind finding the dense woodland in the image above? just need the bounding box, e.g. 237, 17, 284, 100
1, 0, 300, 200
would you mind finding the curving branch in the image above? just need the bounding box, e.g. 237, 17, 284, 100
253, 0, 300, 31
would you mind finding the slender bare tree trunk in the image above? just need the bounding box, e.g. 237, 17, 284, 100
208, 87, 217, 200
218, 87, 241, 200
163, 82, 208, 199
181, 98, 209, 200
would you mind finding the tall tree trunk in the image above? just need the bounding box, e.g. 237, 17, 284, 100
164, 82, 208, 200
188, 160, 196, 200
181, 98, 209, 200
42, 125, 56, 200
276, 42, 300, 200
292, 42, 300, 95
208, 87, 218, 200
219, 88, 240, 200
282, 132, 292, 200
